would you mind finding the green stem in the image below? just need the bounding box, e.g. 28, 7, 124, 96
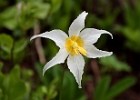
59, 63, 67, 100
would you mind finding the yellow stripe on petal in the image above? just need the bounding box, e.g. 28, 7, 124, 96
65, 36, 86, 56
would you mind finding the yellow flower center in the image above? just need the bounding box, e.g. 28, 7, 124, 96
65, 36, 86, 56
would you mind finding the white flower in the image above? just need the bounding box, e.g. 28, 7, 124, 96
30, 11, 113, 88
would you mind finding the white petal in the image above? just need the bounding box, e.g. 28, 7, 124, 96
43, 48, 68, 75
84, 44, 112, 58
30, 30, 68, 48
67, 54, 85, 88
80, 28, 113, 44
68, 11, 88, 37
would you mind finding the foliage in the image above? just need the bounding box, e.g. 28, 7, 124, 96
0, 33, 28, 63
94, 76, 136, 100
0, 64, 27, 100
117, 0, 140, 52
35, 63, 86, 100
0, 0, 139, 99
0, 0, 50, 31
99, 55, 131, 72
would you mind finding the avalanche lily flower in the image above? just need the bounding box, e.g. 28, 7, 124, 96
30, 11, 113, 88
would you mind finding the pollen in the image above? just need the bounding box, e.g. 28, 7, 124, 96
65, 36, 86, 56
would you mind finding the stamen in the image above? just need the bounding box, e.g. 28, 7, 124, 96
65, 36, 86, 56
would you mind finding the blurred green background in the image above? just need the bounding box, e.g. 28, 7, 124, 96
0, 0, 140, 100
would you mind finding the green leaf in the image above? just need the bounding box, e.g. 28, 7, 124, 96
47, 83, 57, 100
10, 65, 20, 80
33, 3, 50, 19
122, 27, 140, 52
14, 39, 28, 54
9, 80, 26, 100
0, 34, 13, 53
3, 18, 18, 30
77, 96, 87, 100
1, 75, 10, 91
100, 55, 131, 72
31, 85, 48, 100
51, 0, 62, 13
106, 77, 136, 100
0, 65, 27, 100
94, 76, 111, 100
22, 69, 33, 80
26, 1, 50, 19
0, 6, 18, 30
123, 0, 140, 28
61, 70, 86, 100
0, 67, 4, 87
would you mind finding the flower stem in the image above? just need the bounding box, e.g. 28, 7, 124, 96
59, 63, 67, 100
